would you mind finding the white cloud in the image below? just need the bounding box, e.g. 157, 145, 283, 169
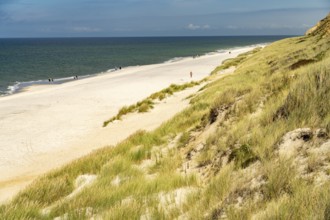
186, 23, 210, 30
187, 24, 199, 30
226, 25, 238, 30
72, 27, 101, 32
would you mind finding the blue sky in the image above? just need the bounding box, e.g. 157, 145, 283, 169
0, 0, 329, 37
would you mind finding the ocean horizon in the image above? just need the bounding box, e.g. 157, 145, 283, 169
0, 36, 291, 95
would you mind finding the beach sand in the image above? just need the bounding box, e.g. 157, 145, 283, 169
0, 47, 255, 204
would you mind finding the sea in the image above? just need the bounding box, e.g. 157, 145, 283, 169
0, 36, 290, 95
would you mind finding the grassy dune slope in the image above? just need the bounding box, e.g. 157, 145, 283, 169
1, 15, 330, 219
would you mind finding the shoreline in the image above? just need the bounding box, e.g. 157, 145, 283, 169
1, 43, 267, 97
0, 45, 257, 204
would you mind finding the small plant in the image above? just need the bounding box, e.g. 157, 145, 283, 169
158, 92, 166, 100
228, 144, 259, 169
264, 159, 296, 200
138, 102, 151, 112
306, 153, 323, 173
178, 132, 190, 148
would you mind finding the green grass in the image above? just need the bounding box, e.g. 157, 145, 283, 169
177, 131, 190, 148
2, 30, 330, 219
183, 35, 330, 219
211, 47, 262, 74
103, 81, 201, 127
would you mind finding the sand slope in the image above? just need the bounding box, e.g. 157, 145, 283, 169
0, 47, 254, 203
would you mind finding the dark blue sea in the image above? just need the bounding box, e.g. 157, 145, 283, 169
0, 36, 290, 95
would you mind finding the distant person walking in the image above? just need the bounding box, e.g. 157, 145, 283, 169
190, 71, 193, 78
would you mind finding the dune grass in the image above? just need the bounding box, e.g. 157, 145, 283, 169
210, 47, 262, 75
103, 81, 201, 127
182, 35, 330, 219
1, 32, 330, 219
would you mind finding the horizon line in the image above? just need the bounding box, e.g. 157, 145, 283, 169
0, 35, 299, 39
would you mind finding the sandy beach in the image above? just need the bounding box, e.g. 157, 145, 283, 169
0, 46, 255, 203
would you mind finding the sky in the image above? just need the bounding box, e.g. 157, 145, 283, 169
0, 0, 329, 38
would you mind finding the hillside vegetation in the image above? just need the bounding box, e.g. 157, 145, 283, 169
1, 14, 330, 220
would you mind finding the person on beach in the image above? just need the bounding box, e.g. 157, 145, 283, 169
190, 71, 193, 78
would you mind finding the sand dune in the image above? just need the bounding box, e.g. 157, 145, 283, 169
0, 47, 255, 203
